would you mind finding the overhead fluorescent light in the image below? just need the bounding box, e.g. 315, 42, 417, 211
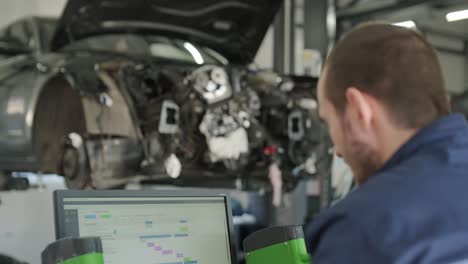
446, 9, 468, 22
184, 42, 204, 65
392, 20, 416, 28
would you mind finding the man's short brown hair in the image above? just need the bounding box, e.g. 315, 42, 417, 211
323, 23, 450, 129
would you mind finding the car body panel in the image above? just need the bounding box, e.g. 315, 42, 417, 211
0, 56, 50, 170
51, 0, 282, 64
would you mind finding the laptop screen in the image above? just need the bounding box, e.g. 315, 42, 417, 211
54, 191, 234, 264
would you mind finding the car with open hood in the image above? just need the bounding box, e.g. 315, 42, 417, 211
0, 0, 326, 190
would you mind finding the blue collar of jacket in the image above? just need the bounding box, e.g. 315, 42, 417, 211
378, 113, 467, 172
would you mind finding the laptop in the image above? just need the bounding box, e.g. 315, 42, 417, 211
54, 190, 237, 264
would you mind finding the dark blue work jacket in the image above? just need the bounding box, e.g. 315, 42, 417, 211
306, 114, 468, 264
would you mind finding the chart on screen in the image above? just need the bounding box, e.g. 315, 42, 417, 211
68, 198, 231, 264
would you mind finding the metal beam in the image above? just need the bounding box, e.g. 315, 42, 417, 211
289, 0, 296, 74
304, 0, 329, 55
284, 0, 292, 74
303, 0, 335, 210
274, 0, 297, 74
274, 4, 285, 73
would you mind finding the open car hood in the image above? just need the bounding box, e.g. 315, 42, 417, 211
51, 0, 282, 64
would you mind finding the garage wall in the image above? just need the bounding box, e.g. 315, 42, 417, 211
465, 50, 468, 90
0, 0, 65, 27
254, 26, 275, 69
438, 51, 466, 95
0, 0, 38, 27
426, 33, 467, 95
36, 0, 65, 17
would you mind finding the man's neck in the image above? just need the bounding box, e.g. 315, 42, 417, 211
379, 127, 418, 166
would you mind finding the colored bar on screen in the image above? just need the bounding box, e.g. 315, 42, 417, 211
140, 234, 172, 239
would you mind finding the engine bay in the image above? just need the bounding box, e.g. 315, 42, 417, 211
55, 56, 326, 191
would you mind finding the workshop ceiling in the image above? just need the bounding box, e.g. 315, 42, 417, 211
337, 0, 468, 39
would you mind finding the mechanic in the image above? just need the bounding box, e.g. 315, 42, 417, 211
305, 23, 468, 263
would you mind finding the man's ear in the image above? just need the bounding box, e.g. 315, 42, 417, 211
345, 87, 373, 128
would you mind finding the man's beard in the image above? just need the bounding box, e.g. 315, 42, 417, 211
342, 119, 382, 184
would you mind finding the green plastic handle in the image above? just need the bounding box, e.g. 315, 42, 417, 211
59, 253, 104, 264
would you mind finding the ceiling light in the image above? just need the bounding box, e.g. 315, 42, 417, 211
392, 20, 416, 28
446, 9, 468, 22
